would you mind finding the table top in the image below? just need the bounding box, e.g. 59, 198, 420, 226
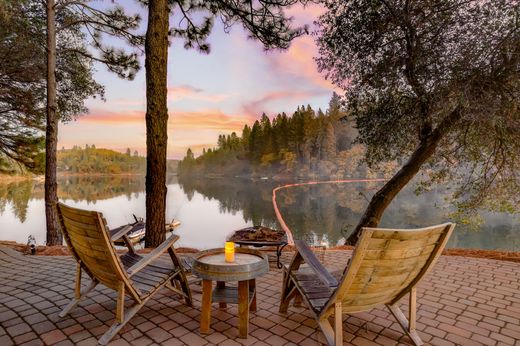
197, 252, 263, 266
192, 248, 269, 282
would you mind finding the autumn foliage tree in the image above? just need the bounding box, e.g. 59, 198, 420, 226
316, 0, 520, 244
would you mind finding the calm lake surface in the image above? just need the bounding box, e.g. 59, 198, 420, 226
0, 175, 519, 251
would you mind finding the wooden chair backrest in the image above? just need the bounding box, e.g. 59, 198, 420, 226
57, 203, 133, 294
330, 223, 454, 314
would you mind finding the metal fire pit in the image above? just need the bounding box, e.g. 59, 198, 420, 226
228, 226, 288, 269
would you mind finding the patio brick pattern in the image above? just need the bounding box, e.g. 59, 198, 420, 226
0, 246, 519, 345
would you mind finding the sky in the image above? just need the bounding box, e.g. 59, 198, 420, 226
58, 2, 337, 159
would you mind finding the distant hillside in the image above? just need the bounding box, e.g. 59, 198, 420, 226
57, 146, 179, 174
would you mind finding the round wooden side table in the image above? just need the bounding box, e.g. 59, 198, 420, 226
191, 248, 269, 338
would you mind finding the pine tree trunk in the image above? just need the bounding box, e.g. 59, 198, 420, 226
45, 0, 61, 246
346, 107, 462, 245
144, 0, 169, 247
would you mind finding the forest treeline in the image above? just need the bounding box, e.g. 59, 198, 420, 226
56, 146, 179, 174
179, 93, 396, 179
57, 146, 145, 174
0, 146, 179, 176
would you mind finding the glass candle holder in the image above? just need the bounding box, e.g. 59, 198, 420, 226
225, 241, 235, 263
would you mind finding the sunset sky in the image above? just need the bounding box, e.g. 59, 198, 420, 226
58, 2, 337, 159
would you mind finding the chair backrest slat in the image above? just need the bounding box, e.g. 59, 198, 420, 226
57, 203, 129, 292
329, 223, 454, 314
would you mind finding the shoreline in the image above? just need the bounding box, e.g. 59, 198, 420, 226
1, 240, 518, 263
0, 172, 182, 182
56, 172, 146, 177
0, 174, 35, 183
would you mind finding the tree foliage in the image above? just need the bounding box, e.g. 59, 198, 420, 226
57, 146, 147, 174
138, 0, 309, 53
0, 1, 46, 171
0, 0, 137, 172
316, 0, 520, 243
178, 94, 366, 179
43, 0, 142, 245
55, 0, 143, 80
143, 0, 310, 246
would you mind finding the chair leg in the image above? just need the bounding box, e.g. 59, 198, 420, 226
386, 288, 423, 346
317, 318, 336, 346
317, 306, 343, 346
293, 292, 303, 307
280, 286, 299, 313
409, 287, 417, 331
176, 270, 193, 306
280, 250, 305, 312
59, 280, 98, 318
334, 302, 343, 345
279, 267, 290, 312
98, 300, 144, 345
280, 266, 299, 312
74, 264, 82, 299
168, 248, 193, 306
116, 283, 125, 323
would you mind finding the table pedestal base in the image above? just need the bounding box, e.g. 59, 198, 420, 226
200, 279, 257, 338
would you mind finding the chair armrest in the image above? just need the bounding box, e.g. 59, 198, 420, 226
294, 240, 338, 287
109, 224, 135, 241
127, 234, 180, 277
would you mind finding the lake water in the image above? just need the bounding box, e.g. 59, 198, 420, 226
0, 175, 519, 251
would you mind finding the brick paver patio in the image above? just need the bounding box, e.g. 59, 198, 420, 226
0, 245, 519, 345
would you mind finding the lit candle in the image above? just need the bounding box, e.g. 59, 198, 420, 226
225, 242, 235, 263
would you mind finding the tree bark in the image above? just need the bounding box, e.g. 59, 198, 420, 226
346, 107, 462, 245
144, 0, 169, 247
45, 0, 61, 246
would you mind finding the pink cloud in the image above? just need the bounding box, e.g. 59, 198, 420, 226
170, 109, 255, 131
286, 3, 326, 27
270, 35, 338, 91
77, 109, 144, 124
70, 108, 254, 158
168, 85, 203, 98
76, 108, 254, 133
207, 5, 338, 103
167, 85, 231, 102
260, 3, 341, 94
241, 89, 325, 117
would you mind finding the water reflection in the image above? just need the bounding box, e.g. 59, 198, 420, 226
178, 177, 520, 251
59, 175, 146, 202
0, 180, 34, 223
0, 176, 518, 251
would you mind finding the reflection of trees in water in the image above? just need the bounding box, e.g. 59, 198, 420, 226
277, 183, 373, 245
0, 175, 150, 223
2, 176, 518, 250
0, 180, 34, 222
178, 178, 371, 245
179, 178, 279, 228
57, 176, 146, 202
178, 177, 520, 251
450, 221, 520, 251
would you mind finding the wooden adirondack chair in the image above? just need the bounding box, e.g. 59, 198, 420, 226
56, 203, 193, 345
279, 223, 455, 346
